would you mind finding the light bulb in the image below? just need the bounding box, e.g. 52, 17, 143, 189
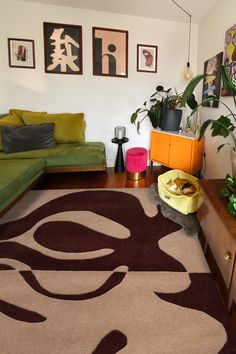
184, 62, 194, 81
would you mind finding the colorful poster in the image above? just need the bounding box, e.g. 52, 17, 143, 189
222, 24, 236, 95
202, 52, 223, 107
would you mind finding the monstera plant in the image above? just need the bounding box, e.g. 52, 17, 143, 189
130, 85, 184, 133
181, 64, 236, 153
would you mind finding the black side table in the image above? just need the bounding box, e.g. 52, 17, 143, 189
111, 137, 129, 173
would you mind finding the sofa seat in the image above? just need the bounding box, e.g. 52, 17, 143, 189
0, 142, 106, 170
0, 159, 45, 214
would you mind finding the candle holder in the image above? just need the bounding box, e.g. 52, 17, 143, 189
114, 126, 126, 140
112, 126, 128, 173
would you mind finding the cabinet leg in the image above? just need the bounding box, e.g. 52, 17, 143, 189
227, 299, 236, 332
150, 161, 153, 173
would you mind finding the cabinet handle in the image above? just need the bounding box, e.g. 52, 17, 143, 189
224, 251, 232, 261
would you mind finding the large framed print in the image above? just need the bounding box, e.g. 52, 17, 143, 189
137, 44, 158, 73
93, 27, 128, 78
43, 22, 83, 75
8, 38, 35, 68
202, 52, 223, 108
222, 24, 236, 95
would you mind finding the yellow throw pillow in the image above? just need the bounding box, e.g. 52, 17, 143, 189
0, 114, 24, 150
22, 113, 85, 143
9, 109, 47, 121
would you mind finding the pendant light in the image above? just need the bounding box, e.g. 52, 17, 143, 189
171, 0, 194, 81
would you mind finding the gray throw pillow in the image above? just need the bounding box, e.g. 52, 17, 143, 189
1, 123, 56, 153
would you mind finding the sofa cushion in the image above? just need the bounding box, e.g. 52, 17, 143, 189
0, 114, 8, 118
22, 112, 86, 143
1, 123, 56, 154
9, 109, 47, 120
0, 114, 24, 150
0, 142, 106, 168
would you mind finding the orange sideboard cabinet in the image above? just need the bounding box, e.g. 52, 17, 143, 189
150, 130, 204, 175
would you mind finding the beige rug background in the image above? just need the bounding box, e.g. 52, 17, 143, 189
0, 189, 233, 354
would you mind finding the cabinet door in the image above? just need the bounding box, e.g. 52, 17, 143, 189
150, 131, 170, 165
191, 138, 204, 175
169, 135, 192, 173
198, 192, 236, 290
228, 260, 236, 311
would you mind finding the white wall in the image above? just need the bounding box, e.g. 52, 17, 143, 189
198, 0, 236, 178
1, 0, 198, 166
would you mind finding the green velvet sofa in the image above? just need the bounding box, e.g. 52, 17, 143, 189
0, 109, 106, 215
0, 142, 106, 172
0, 159, 46, 214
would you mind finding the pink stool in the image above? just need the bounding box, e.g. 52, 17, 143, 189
126, 147, 148, 180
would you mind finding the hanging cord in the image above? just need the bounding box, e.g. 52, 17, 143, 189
171, 0, 192, 64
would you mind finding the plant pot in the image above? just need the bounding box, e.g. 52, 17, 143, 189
160, 109, 182, 131
230, 149, 236, 178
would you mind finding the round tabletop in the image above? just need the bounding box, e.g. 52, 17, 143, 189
111, 137, 129, 144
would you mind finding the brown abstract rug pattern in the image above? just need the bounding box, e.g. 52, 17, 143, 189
0, 189, 235, 353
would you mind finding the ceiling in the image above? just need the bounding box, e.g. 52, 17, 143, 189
20, 0, 218, 23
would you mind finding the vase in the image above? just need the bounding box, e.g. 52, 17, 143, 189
230, 149, 236, 177
160, 109, 182, 131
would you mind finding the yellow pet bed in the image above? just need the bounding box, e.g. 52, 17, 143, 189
157, 169, 200, 215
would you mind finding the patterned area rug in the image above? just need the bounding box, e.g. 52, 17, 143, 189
0, 188, 235, 354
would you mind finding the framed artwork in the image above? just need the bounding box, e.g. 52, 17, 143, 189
202, 52, 223, 108
92, 27, 128, 78
43, 22, 83, 75
8, 38, 35, 68
222, 24, 236, 96
137, 44, 158, 73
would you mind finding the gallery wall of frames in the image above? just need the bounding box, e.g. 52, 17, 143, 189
7, 22, 158, 78
7, 20, 236, 103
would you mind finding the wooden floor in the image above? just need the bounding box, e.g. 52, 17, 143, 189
35, 166, 168, 189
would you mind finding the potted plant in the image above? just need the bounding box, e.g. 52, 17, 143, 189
130, 85, 184, 133
180, 64, 236, 175
219, 173, 236, 216
181, 64, 236, 151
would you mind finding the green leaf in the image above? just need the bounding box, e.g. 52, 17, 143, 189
150, 92, 157, 98
229, 194, 236, 203
180, 74, 206, 107
211, 116, 232, 138
186, 93, 198, 110
201, 96, 218, 106
137, 121, 140, 134
217, 144, 226, 153
221, 65, 236, 96
148, 110, 159, 128
156, 85, 164, 92
198, 119, 214, 141
131, 112, 138, 124
227, 202, 236, 216
225, 175, 236, 187
219, 187, 231, 197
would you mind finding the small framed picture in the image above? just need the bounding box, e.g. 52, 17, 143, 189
93, 27, 128, 78
8, 38, 35, 68
137, 44, 158, 73
202, 52, 223, 107
43, 22, 83, 74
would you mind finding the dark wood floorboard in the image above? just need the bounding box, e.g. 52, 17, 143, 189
34, 166, 169, 189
